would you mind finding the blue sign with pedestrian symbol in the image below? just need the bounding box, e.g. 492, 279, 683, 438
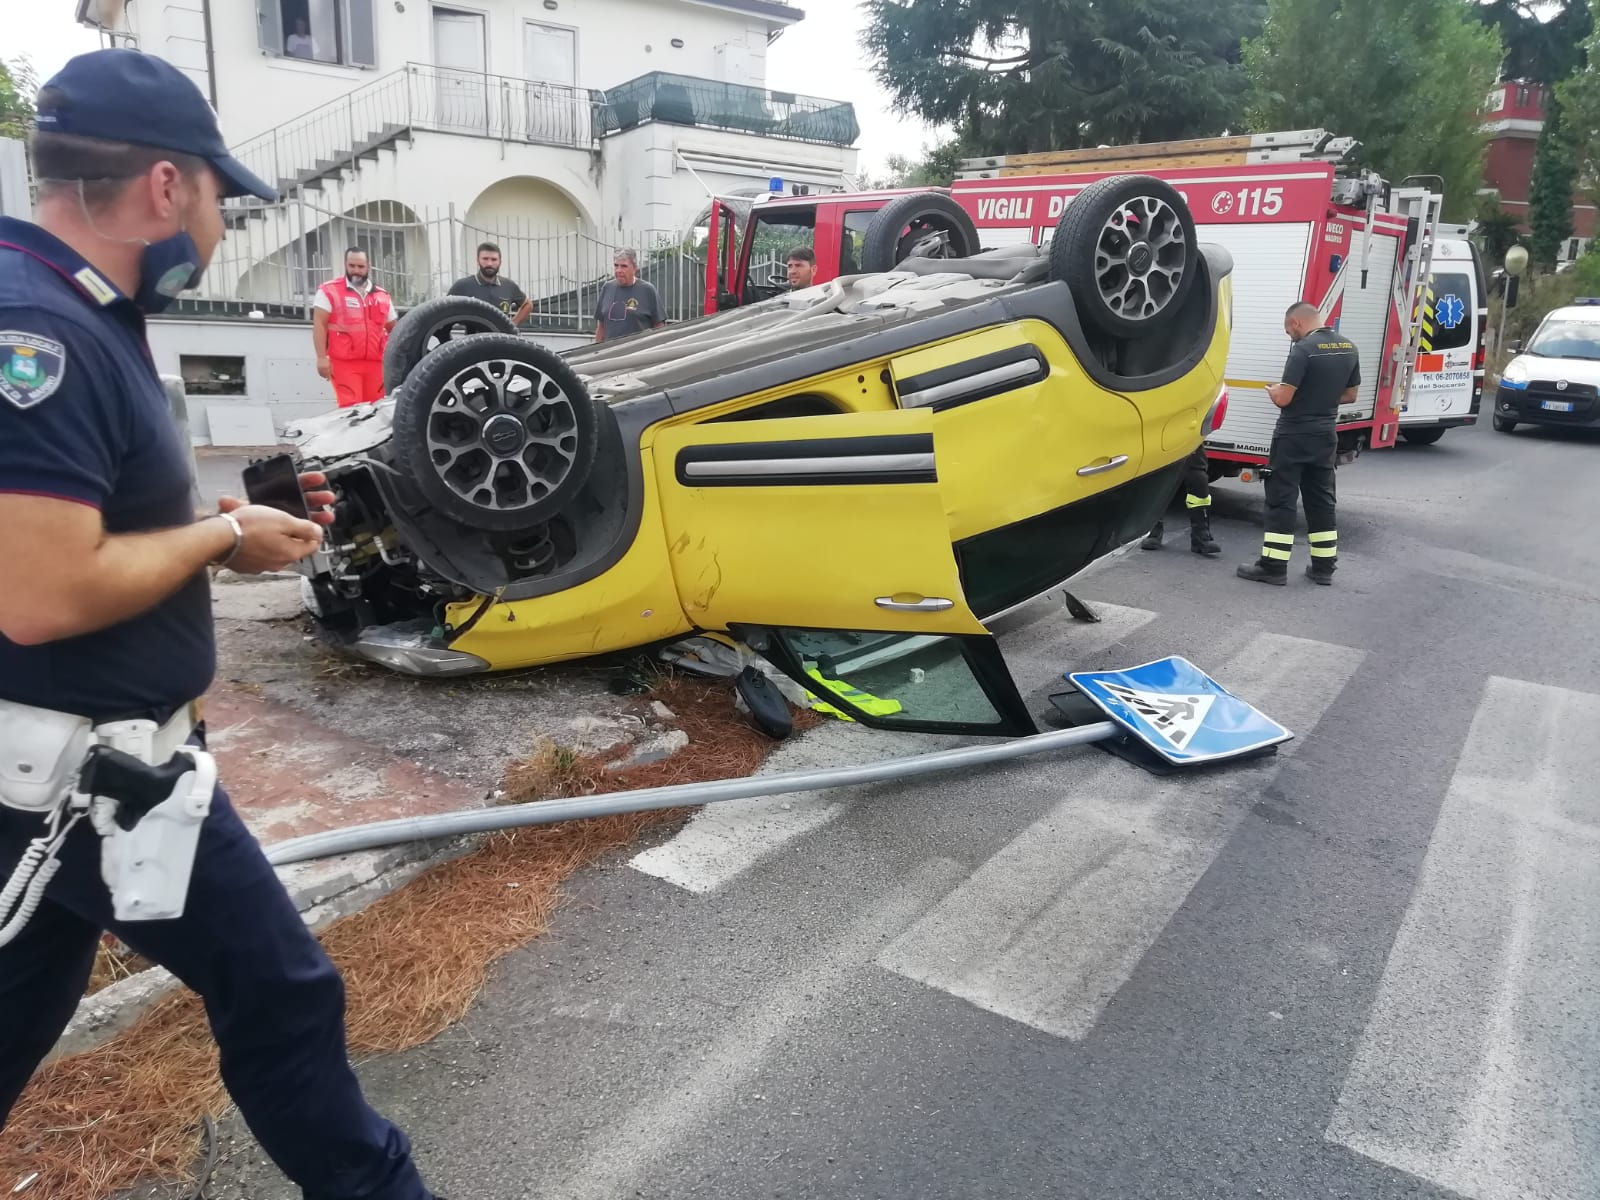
1066, 656, 1293, 766
1436, 293, 1465, 330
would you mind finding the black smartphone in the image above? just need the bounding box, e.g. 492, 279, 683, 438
241, 453, 310, 520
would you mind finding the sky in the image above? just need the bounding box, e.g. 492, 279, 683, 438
7, 0, 940, 179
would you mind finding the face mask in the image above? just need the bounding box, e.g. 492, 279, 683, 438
133, 230, 203, 315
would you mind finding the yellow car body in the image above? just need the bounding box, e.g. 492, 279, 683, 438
288, 178, 1233, 736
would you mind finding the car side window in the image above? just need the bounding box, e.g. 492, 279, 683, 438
734, 626, 1035, 736
840, 211, 875, 276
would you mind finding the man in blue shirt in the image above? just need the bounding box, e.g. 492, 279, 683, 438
0, 51, 444, 1200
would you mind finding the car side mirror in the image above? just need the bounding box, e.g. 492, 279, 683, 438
1508, 339, 1522, 354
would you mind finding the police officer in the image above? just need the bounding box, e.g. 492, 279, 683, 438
1237, 302, 1359, 587
0, 51, 444, 1200
1140, 445, 1221, 556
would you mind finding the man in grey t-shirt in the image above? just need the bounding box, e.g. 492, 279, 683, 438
594, 248, 663, 342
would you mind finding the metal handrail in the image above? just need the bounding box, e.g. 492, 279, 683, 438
225, 62, 609, 202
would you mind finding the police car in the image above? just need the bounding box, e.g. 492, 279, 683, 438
1493, 298, 1600, 432
281, 176, 1234, 734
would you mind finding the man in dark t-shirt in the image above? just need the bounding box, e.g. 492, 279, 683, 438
593, 248, 664, 342
447, 241, 532, 325
1238, 301, 1361, 587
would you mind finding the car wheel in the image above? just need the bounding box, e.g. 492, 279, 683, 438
382, 296, 519, 394
1051, 174, 1198, 339
860, 191, 981, 273
391, 334, 601, 532
1400, 427, 1447, 446
1493, 414, 1517, 433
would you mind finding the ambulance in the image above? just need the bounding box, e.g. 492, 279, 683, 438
949, 131, 1465, 477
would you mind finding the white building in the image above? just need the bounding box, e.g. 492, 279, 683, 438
72, 0, 861, 442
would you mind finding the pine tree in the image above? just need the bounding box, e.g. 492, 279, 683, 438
1527, 95, 1577, 267
1554, 0, 1600, 206
0, 57, 38, 141
861, 0, 1267, 157
1245, 0, 1504, 219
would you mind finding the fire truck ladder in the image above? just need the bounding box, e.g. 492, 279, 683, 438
955, 129, 1364, 180
1384, 187, 1446, 418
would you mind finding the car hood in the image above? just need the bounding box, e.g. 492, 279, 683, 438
1501, 353, 1600, 388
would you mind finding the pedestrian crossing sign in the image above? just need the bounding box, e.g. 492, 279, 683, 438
1066, 657, 1293, 766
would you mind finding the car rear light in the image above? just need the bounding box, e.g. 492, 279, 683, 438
1203, 387, 1228, 436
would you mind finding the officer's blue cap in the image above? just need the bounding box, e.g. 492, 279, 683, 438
34, 49, 278, 203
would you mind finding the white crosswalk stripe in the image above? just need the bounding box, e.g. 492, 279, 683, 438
875, 631, 1365, 1040
628, 601, 1159, 894
1325, 676, 1600, 1200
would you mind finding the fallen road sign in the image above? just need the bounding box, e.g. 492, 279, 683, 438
1066, 656, 1294, 766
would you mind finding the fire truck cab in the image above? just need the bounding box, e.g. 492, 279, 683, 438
701, 186, 981, 314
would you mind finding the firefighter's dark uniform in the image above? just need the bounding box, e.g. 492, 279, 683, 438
1237, 325, 1360, 586
1140, 444, 1220, 556
0, 51, 439, 1200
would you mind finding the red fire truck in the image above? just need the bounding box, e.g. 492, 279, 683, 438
699, 130, 1475, 478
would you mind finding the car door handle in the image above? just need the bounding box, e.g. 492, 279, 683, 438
875, 596, 955, 613
1076, 455, 1130, 477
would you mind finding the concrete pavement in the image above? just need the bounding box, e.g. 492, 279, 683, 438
157, 417, 1600, 1199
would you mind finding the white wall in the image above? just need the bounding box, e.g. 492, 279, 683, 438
0, 138, 29, 218
127, 0, 785, 150
599, 122, 858, 234
146, 317, 590, 444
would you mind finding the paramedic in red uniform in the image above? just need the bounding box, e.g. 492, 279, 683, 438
313, 246, 396, 407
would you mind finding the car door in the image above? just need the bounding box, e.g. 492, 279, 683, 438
650, 408, 1035, 736
886, 321, 1150, 618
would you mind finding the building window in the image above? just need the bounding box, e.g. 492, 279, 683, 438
258, 0, 377, 68
179, 355, 248, 397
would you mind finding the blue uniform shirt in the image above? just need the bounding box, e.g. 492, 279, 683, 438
0, 217, 215, 721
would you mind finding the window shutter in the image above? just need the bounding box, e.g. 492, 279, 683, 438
256, 0, 283, 54
342, 0, 377, 67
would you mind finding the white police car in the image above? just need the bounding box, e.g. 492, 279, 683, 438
1493, 298, 1600, 433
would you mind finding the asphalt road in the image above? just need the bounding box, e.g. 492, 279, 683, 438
195, 417, 1600, 1200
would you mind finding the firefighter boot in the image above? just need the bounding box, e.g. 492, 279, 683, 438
1188, 508, 1221, 556
1238, 531, 1291, 585
1141, 520, 1165, 551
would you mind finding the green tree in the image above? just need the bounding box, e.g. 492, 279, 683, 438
1527, 95, 1577, 266
1474, 198, 1524, 262
1475, 0, 1592, 84
860, 142, 964, 190
1554, 0, 1600, 204
862, 0, 1267, 157
0, 56, 38, 140
1244, 0, 1503, 219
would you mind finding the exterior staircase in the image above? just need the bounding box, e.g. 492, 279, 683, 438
222, 62, 607, 230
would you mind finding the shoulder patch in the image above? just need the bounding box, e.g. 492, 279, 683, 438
0, 332, 67, 411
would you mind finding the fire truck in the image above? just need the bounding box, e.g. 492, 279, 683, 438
699, 129, 1481, 478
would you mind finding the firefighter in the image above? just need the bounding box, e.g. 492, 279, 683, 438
1237, 302, 1359, 587
1140, 444, 1221, 556
313, 246, 396, 408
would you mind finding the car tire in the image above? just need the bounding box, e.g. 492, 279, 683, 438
391, 334, 601, 532
1493, 414, 1517, 433
860, 191, 981, 273
1050, 174, 1198, 339
382, 296, 520, 394
1400, 427, 1447, 446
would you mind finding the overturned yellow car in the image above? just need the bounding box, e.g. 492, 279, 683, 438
286, 175, 1232, 737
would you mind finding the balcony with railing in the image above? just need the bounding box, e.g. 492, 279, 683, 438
599, 72, 859, 147
221, 63, 859, 223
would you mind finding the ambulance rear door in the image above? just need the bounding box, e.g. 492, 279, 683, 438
1402, 234, 1485, 430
